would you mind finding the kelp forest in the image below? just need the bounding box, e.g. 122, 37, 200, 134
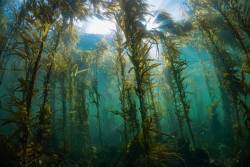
0, 0, 250, 167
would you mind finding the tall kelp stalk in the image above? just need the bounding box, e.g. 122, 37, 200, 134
150, 9, 196, 146
189, 0, 250, 138
50, 48, 71, 156
115, 0, 162, 154
164, 66, 185, 139
113, 27, 129, 143
50, 72, 57, 145
55, 43, 70, 155
48, 22, 65, 149
75, 65, 90, 158
199, 19, 241, 141
188, 1, 247, 145
207, 0, 250, 138
210, 0, 250, 59
214, 0, 250, 134
198, 54, 222, 145
0, 0, 26, 85
1, 0, 250, 166
199, 57, 218, 106
113, 26, 141, 143
0, 0, 10, 85
58, 25, 77, 152
161, 36, 195, 147
67, 49, 91, 160
60, 71, 68, 153
0, 0, 73, 166
47, 21, 91, 160
46, 21, 84, 157
68, 67, 75, 148
0, 0, 92, 165
36, 21, 63, 148
9, 1, 56, 166
89, 40, 108, 146
146, 69, 162, 140
125, 82, 140, 137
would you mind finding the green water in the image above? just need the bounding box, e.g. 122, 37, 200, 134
0, 0, 250, 167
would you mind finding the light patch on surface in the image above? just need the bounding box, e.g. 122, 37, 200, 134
75, 17, 116, 35
166, 3, 189, 21
145, 0, 188, 31
145, 15, 160, 31
76, 0, 188, 34
147, 0, 188, 21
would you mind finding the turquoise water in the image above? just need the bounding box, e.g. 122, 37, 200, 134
0, 0, 250, 167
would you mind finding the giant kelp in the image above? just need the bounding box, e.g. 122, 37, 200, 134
0, 0, 250, 167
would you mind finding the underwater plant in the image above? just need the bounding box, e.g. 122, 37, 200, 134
0, 0, 250, 167
162, 36, 195, 147
115, 0, 164, 154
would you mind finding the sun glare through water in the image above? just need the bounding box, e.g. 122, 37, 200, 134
75, 0, 186, 35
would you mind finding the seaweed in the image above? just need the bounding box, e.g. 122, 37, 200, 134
0, 0, 250, 166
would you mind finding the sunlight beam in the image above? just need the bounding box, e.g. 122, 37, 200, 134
75, 17, 116, 35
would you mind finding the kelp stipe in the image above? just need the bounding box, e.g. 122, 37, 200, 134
0, 0, 250, 167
